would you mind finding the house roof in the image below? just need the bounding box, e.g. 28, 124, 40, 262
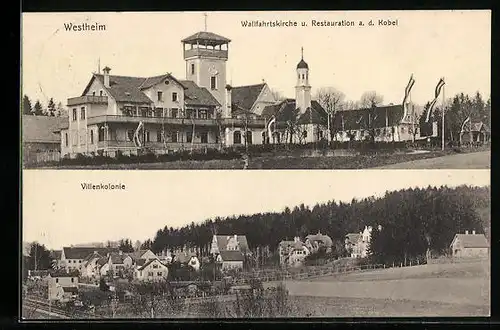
127, 250, 155, 261
139, 73, 186, 90
345, 233, 362, 244
219, 250, 245, 262
135, 258, 148, 267
62, 287, 79, 293
22, 115, 66, 143
89, 74, 153, 104
181, 31, 231, 44
231, 83, 266, 112
180, 80, 220, 107
50, 250, 62, 260
49, 270, 78, 277
63, 247, 116, 260
96, 257, 109, 267
174, 252, 198, 264
214, 235, 250, 253
261, 99, 327, 125
451, 234, 489, 248
137, 258, 167, 271
83, 252, 102, 262
332, 105, 404, 131
470, 122, 491, 133
110, 253, 128, 264
306, 233, 333, 247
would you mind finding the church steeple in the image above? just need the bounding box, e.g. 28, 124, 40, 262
295, 47, 311, 114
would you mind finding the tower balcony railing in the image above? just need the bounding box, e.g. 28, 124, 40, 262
184, 48, 228, 60
67, 96, 108, 106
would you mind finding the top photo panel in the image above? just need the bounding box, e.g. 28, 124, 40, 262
21, 10, 491, 170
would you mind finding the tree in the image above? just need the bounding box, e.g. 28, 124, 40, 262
315, 87, 345, 143
22, 95, 33, 115
99, 278, 110, 292
47, 98, 56, 116
359, 91, 383, 109
119, 239, 134, 253
271, 89, 286, 102
33, 100, 44, 116
27, 242, 52, 270
56, 101, 67, 117
134, 240, 142, 251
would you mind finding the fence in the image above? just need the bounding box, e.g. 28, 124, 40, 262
24, 151, 60, 166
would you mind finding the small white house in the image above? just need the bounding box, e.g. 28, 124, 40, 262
217, 251, 244, 271
450, 230, 489, 258
134, 258, 169, 282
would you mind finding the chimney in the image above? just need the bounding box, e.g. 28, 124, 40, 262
472, 230, 476, 235
294, 236, 300, 243
103, 66, 111, 88
225, 85, 232, 118
465, 230, 469, 235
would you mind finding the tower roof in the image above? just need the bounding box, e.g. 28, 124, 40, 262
297, 47, 309, 69
181, 31, 231, 45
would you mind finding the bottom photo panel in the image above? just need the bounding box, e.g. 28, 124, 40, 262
21, 169, 490, 319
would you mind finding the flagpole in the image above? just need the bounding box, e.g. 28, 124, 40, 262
441, 78, 445, 151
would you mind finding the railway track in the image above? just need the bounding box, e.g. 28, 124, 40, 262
23, 297, 94, 319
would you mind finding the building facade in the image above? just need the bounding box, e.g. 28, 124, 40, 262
450, 231, 489, 258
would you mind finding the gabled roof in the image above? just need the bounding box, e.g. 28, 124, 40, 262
306, 232, 333, 247
110, 253, 129, 264
96, 257, 109, 267
261, 99, 327, 125
127, 250, 155, 261
88, 74, 153, 104
451, 234, 489, 248
214, 235, 250, 253
137, 258, 167, 271
174, 252, 198, 264
50, 250, 62, 260
63, 247, 116, 260
83, 251, 102, 262
180, 80, 220, 107
135, 258, 148, 267
468, 122, 491, 133
181, 31, 231, 44
219, 250, 245, 262
332, 105, 404, 131
231, 83, 266, 112
22, 115, 66, 143
139, 73, 186, 90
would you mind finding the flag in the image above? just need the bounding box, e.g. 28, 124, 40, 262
133, 121, 144, 147
425, 78, 446, 122
402, 74, 416, 119
267, 116, 276, 141
460, 116, 471, 132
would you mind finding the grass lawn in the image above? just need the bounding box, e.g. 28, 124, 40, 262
31, 148, 489, 170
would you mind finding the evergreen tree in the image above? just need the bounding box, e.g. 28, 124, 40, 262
27, 242, 52, 270
47, 98, 56, 116
33, 100, 44, 116
22, 95, 33, 115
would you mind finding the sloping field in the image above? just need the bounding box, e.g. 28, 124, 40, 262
273, 260, 490, 316
375, 151, 490, 169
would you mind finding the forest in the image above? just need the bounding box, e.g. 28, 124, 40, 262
146, 184, 490, 265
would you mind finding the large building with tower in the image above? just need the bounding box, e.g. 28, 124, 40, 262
57, 29, 421, 158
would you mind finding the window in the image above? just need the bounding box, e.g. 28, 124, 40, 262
72, 109, 77, 121
80, 107, 86, 120
191, 63, 195, 75
199, 110, 207, 119
79, 260, 82, 263
65, 133, 68, 147
100, 90, 103, 96
298, 74, 300, 79
157, 130, 163, 142
148, 272, 153, 277
303, 130, 308, 138
233, 131, 241, 144
139, 271, 143, 277
145, 131, 150, 142
71, 278, 75, 283
210, 76, 217, 90
90, 130, 94, 144
186, 132, 193, 143
172, 92, 178, 102
171, 108, 178, 118
92, 91, 96, 96
127, 130, 134, 142
157, 272, 162, 277
157, 91, 163, 102
246, 131, 253, 145
152, 264, 158, 269
200, 132, 208, 144
172, 132, 178, 143
56, 279, 59, 283
302, 74, 305, 79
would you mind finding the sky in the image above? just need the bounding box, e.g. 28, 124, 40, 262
22, 170, 490, 250
21, 10, 490, 108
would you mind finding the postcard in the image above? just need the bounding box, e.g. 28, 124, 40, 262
21, 10, 491, 170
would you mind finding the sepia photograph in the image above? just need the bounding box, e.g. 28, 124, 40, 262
21, 170, 490, 319
21, 10, 491, 170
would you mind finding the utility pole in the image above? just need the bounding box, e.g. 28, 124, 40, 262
441, 78, 446, 151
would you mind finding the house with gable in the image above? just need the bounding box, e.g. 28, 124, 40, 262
60, 246, 117, 273
127, 249, 157, 265
450, 230, 489, 258
278, 236, 311, 267
171, 247, 201, 271
459, 120, 491, 145
305, 231, 333, 254
345, 226, 378, 258
210, 234, 251, 271
134, 258, 169, 282
108, 251, 133, 277
46, 270, 79, 302
22, 115, 66, 165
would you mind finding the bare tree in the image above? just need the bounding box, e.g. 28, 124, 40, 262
360, 91, 384, 109
315, 87, 345, 143
270, 89, 286, 102
344, 100, 360, 111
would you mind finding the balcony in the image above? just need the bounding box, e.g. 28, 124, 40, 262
87, 115, 219, 127
67, 96, 108, 106
184, 48, 228, 60
220, 118, 266, 128
97, 140, 219, 150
